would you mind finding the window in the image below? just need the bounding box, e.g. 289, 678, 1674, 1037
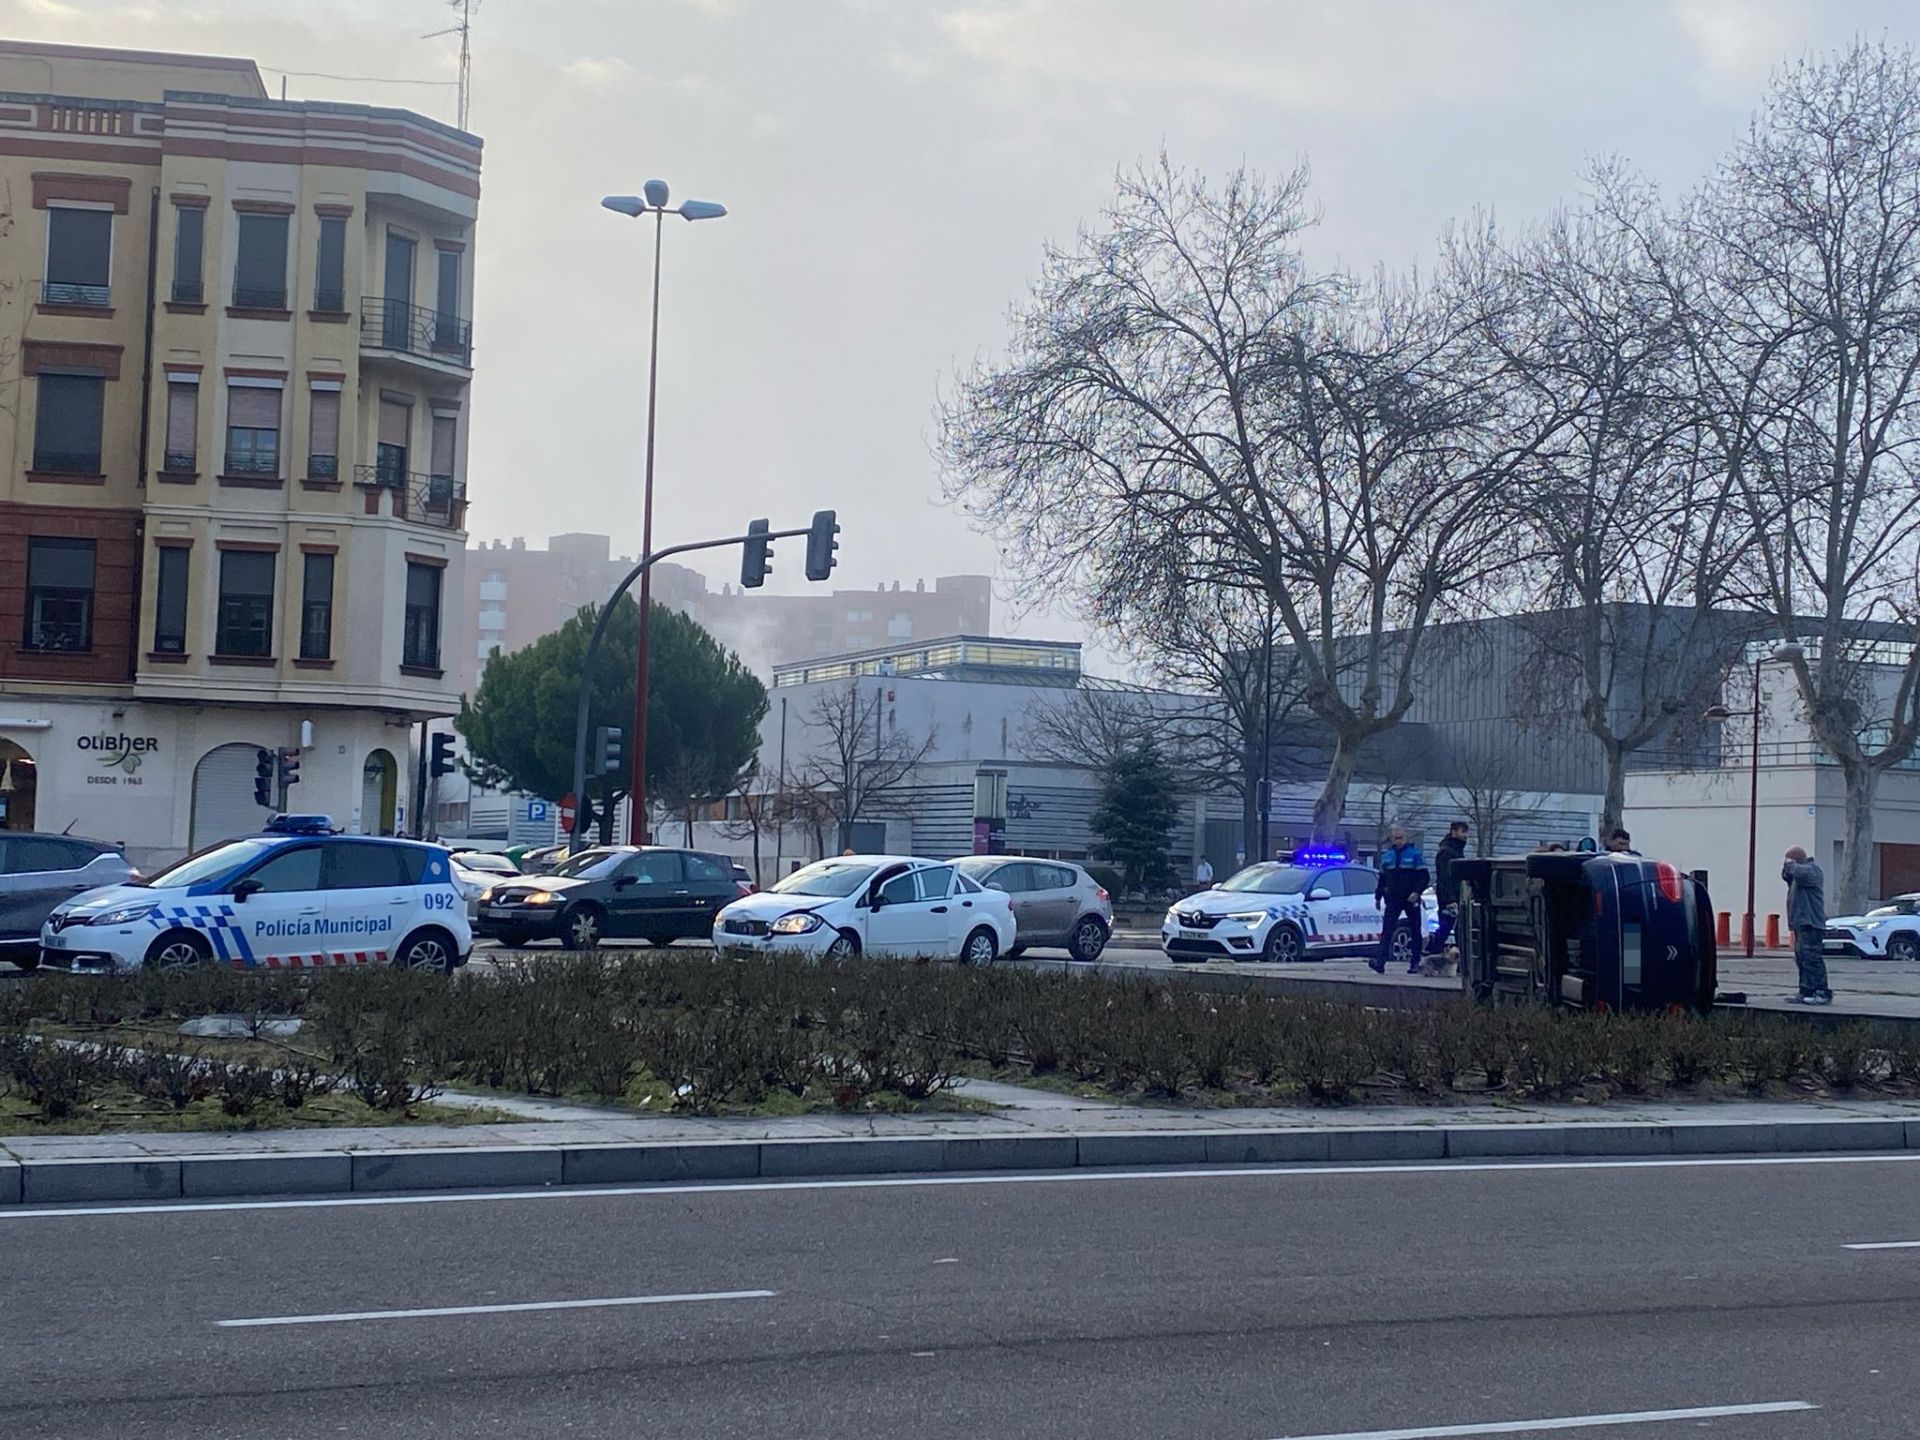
23, 538, 95, 651
686, 853, 733, 884
1035, 864, 1076, 891
621, 851, 685, 885
233, 212, 289, 309
985, 862, 1034, 893
242, 846, 323, 894
314, 215, 346, 312
216, 549, 276, 657
323, 841, 410, 890
434, 248, 461, 349
225, 385, 281, 477
32, 373, 104, 474
376, 398, 410, 484
299, 552, 334, 660
428, 412, 456, 505
403, 561, 442, 668
45, 207, 110, 306
3, 836, 100, 874
877, 865, 954, 905
171, 205, 204, 304
307, 387, 340, 479
153, 546, 189, 655
163, 379, 197, 472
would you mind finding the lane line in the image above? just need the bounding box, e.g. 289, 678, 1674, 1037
217, 1289, 776, 1328
1843, 1239, 1920, 1250
3, 1151, 1915, 1221
1269, 1400, 1817, 1439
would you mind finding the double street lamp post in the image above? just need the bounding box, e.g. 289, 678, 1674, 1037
601, 181, 728, 844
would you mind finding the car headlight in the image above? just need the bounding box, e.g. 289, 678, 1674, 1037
87, 902, 156, 926
523, 892, 559, 906
479, 886, 496, 904
770, 912, 824, 935
1226, 910, 1272, 924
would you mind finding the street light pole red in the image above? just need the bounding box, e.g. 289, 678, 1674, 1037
626, 207, 665, 845
1743, 656, 1760, 957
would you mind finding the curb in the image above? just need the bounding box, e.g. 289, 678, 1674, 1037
7, 1115, 1920, 1205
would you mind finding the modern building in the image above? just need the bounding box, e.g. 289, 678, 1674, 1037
0, 40, 480, 868
459, 530, 991, 693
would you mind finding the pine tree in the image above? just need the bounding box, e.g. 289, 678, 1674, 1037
1090, 740, 1178, 896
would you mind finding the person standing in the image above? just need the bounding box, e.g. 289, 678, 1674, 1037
1372, 825, 1429, 975
1605, 828, 1641, 856
1428, 820, 1469, 957
1782, 847, 1831, 1005
1194, 856, 1215, 888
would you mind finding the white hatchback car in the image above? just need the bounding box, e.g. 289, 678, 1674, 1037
714, 854, 1016, 963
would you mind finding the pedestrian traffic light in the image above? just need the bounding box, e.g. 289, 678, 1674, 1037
276, 746, 301, 792
253, 748, 274, 808
741, 518, 772, 589
805, 509, 840, 582
594, 725, 623, 775
429, 732, 457, 778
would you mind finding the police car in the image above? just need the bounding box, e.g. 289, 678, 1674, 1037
1162, 848, 1437, 965
37, 817, 471, 974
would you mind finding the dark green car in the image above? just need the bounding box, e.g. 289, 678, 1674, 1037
472, 845, 748, 949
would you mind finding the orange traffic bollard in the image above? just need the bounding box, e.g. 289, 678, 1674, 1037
1716, 912, 1730, 945
1765, 914, 1781, 948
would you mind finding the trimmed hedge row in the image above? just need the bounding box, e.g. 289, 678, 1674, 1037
5, 954, 1917, 1114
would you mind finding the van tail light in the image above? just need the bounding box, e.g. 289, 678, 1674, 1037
1655, 862, 1684, 904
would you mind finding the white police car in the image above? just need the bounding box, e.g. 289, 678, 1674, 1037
1163, 849, 1437, 965
38, 820, 470, 973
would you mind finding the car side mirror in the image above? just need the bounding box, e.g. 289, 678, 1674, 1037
868, 890, 886, 911
232, 878, 264, 902
1308, 888, 1332, 902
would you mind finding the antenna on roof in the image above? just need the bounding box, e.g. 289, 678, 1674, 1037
423, 0, 477, 130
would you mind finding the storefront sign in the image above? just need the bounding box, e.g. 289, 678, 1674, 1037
77, 733, 159, 785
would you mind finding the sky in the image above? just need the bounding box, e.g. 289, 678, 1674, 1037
12, 0, 1920, 670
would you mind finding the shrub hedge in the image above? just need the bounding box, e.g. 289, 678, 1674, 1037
6, 954, 1918, 1115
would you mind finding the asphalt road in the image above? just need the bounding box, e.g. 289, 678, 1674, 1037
5, 1153, 1918, 1438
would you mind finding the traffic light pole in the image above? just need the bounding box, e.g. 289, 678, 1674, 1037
568, 523, 816, 855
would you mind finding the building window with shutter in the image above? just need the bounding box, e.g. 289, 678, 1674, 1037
45, 206, 111, 307
376, 397, 411, 485
428, 411, 457, 508
172, 205, 204, 304
24, 537, 96, 651
300, 552, 335, 660
314, 216, 346, 312
163, 378, 198, 474
153, 545, 190, 655
307, 385, 341, 480
32, 372, 105, 475
403, 561, 442, 669
434, 249, 462, 350
225, 385, 282, 478
216, 549, 276, 658
232, 212, 289, 310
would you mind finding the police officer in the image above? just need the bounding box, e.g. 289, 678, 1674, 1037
1372, 825, 1429, 975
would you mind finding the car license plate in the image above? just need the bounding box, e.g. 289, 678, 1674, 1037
1179, 929, 1207, 940
44, 932, 66, 949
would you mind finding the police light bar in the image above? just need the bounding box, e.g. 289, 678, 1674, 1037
264, 814, 339, 836
1284, 845, 1349, 866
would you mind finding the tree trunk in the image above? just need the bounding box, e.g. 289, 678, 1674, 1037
1312, 731, 1361, 839
1598, 737, 1627, 840
1837, 764, 1881, 914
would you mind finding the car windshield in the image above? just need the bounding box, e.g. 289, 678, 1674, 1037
1216, 864, 1313, 896
139, 839, 277, 890
548, 849, 628, 880
771, 860, 880, 897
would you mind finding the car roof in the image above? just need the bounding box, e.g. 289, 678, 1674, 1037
254, 832, 444, 852
5, 831, 118, 851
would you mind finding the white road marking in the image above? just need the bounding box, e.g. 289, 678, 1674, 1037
1843, 1239, 1920, 1250
217, 1289, 776, 1328
1269, 1400, 1817, 1439
2, 1152, 1915, 1221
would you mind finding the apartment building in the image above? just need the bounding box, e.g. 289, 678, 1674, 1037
460, 530, 991, 694
0, 41, 480, 866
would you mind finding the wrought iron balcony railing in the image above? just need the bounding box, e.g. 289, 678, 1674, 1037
223, 451, 280, 478
162, 450, 196, 474
170, 279, 204, 305
360, 296, 471, 366
33, 449, 100, 474
313, 285, 346, 314
307, 453, 338, 480
44, 280, 108, 307
232, 284, 288, 310
353, 464, 468, 529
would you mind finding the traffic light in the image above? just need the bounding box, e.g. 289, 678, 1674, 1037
253, 748, 274, 808
429, 732, 457, 778
805, 509, 840, 582
276, 746, 301, 793
594, 725, 624, 775
741, 517, 772, 588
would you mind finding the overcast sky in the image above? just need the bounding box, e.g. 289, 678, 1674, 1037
16, 0, 1920, 665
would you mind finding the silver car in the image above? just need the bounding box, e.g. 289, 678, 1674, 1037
0, 832, 138, 970
950, 856, 1112, 961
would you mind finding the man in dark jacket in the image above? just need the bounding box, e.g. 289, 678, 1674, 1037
1372, 825, 1429, 975
1428, 820, 1469, 957
1783, 847, 1831, 1005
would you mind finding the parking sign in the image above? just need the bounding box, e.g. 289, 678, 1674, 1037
527, 799, 549, 823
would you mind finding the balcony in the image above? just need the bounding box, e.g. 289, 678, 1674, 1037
360, 297, 472, 371
354, 463, 467, 531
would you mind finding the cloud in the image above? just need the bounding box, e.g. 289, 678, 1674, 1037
1671, 0, 1816, 99
562, 55, 636, 86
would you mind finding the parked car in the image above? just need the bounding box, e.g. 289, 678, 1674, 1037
451, 850, 521, 878
950, 856, 1111, 961
1824, 893, 1920, 960
36, 831, 469, 974
1162, 852, 1437, 965
472, 845, 743, 948
0, 832, 138, 969
518, 843, 572, 875
714, 855, 1016, 963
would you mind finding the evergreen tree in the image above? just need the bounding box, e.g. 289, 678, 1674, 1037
1090, 739, 1178, 896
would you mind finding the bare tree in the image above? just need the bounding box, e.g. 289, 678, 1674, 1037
716, 761, 774, 881
1020, 684, 1156, 774
1444, 739, 1522, 857
792, 680, 939, 852
1667, 42, 1920, 907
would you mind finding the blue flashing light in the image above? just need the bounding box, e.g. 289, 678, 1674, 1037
263, 814, 340, 836
1286, 845, 1349, 867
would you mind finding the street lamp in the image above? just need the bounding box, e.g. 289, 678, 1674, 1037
1704, 640, 1805, 956
601, 180, 727, 843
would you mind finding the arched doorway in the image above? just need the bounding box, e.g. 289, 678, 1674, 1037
191, 742, 272, 849
0, 738, 38, 832
361, 749, 398, 835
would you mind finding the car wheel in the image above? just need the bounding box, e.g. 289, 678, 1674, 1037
825, 929, 861, 959
398, 929, 456, 974
961, 927, 999, 965
144, 930, 213, 972
1390, 922, 1417, 970
1887, 933, 1918, 962
1067, 916, 1109, 962
1262, 923, 1305, 964
560, 905, 604, 950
